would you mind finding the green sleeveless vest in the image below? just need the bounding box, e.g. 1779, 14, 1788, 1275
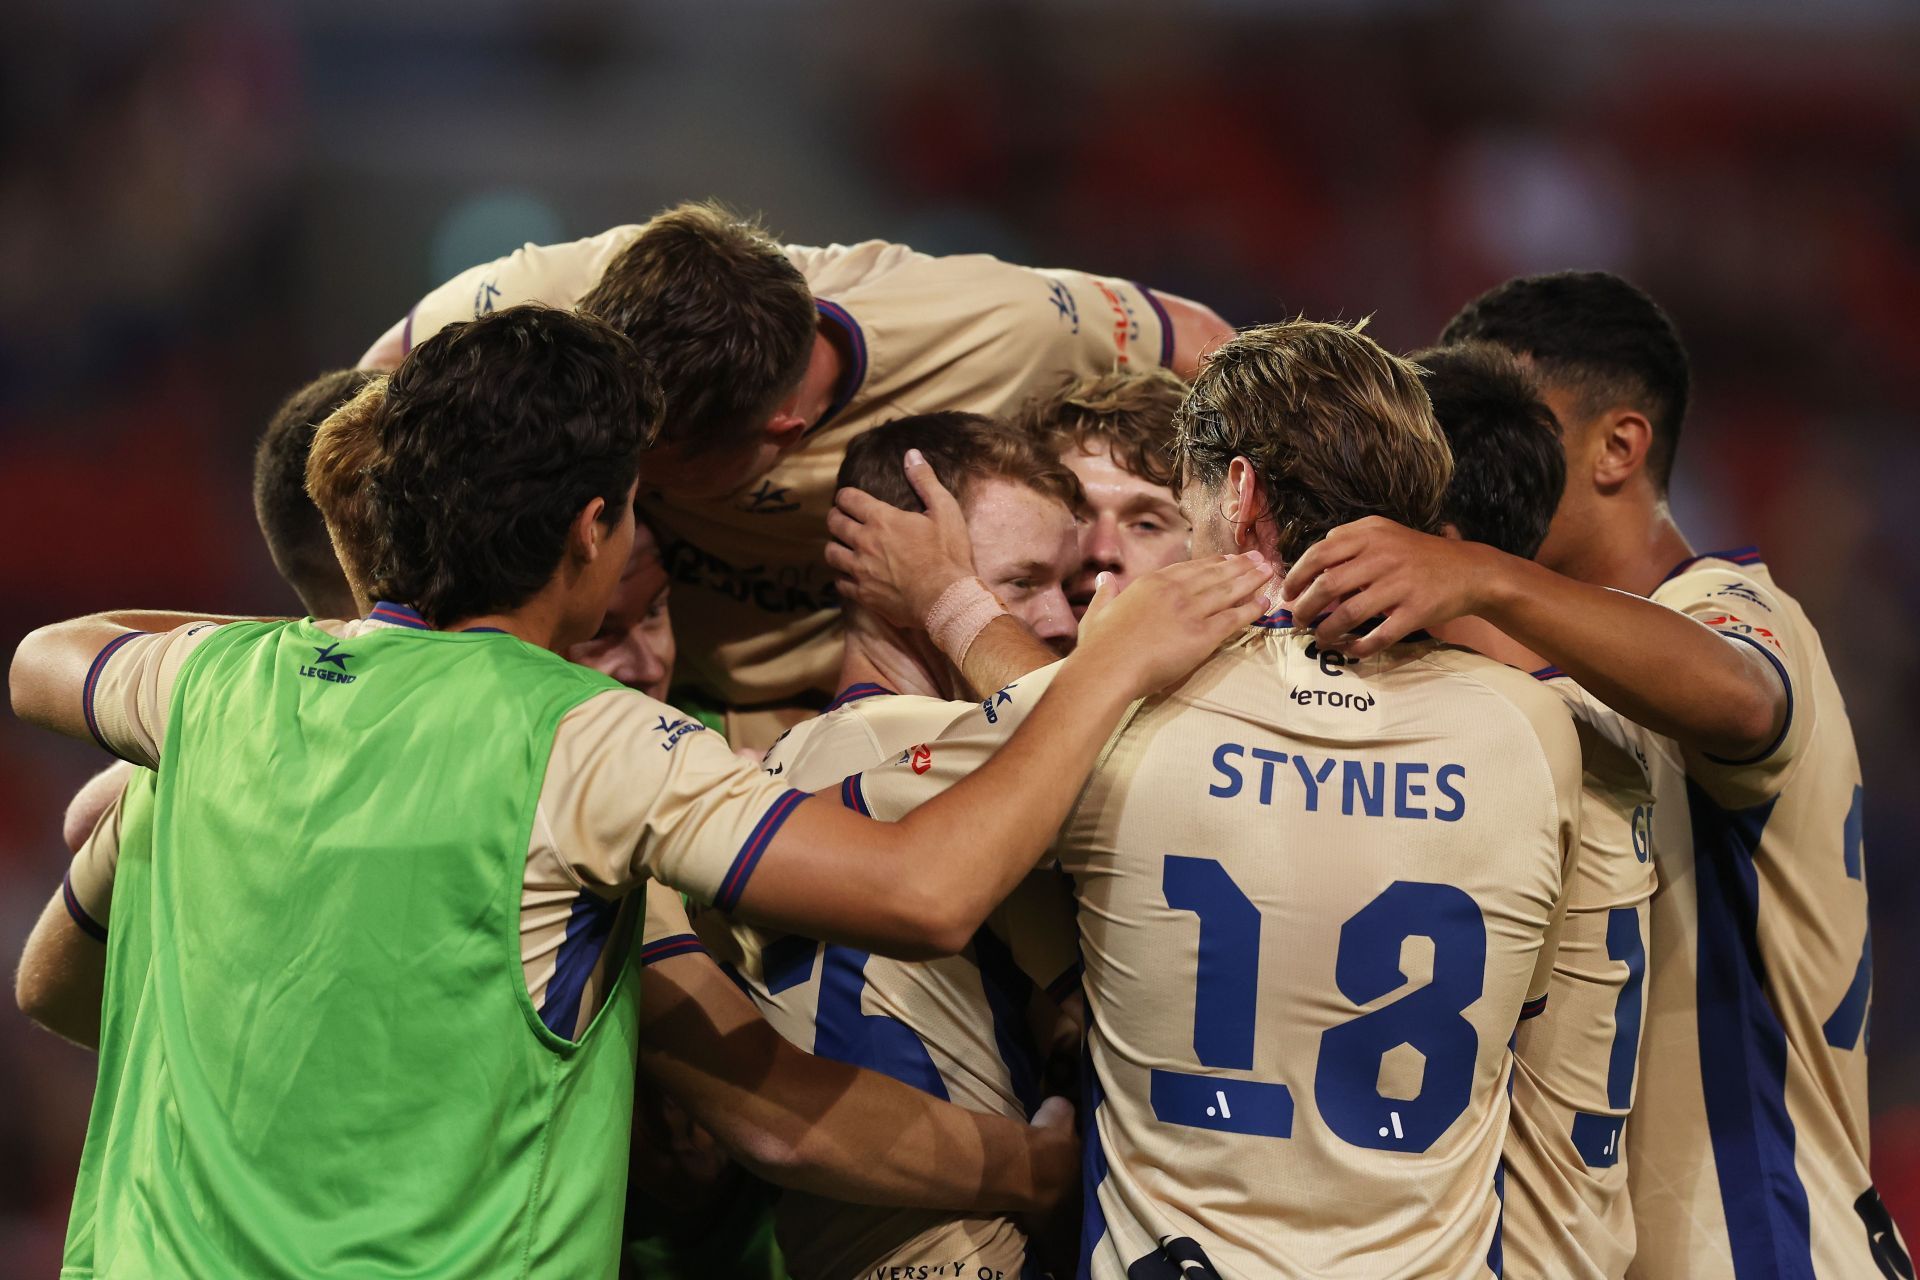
67, 619, 641, 1278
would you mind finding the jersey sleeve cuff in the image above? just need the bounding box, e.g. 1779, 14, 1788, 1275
1045, 959, 1085, 1003
1519, 993, 1548, 1021
1134, 282, 1175, 367
639, 934, 706, 967
62, 869, 108, 943
82, 631, 149, 758
1703, 630, 1794, 767
712, 789, 809, 911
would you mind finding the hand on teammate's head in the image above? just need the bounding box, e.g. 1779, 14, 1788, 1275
1282, 517, 1497, 658
1076, 551, 1271, 695
824, 449, 978, 628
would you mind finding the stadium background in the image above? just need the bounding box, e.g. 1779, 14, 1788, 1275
1, 0, 1915, 1266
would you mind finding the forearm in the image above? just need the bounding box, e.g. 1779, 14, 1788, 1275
954, 615, 1060, 700
16, 893, 104, 1050
640, 964, 1067, 1212
1478, 554, 1784, 756
897, 658, 1132, 944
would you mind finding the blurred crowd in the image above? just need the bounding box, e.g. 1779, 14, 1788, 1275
3, 0, 1916, 1267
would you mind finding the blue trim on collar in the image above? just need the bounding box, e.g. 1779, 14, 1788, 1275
825, 681, 894, 712
1252, 609, 1295, 629
811, 299, 868, 432
1531, 665, 1568, 682
1662, 545, 1763, 584
368, 602, 430, 630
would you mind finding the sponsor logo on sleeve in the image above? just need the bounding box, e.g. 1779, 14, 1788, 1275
1045, 280, 1080, 334
980, 683, 1018, 724
653, 714, 707, 751
910, 744, 933, 775
1089, 278, 1142, 366
1700, 611, 1783, 651
473, 279, 502, 316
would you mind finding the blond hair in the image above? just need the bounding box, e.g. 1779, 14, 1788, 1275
305, 376, 388, 611
1172, 319, 1452, 561
1016, 367, 1189, 489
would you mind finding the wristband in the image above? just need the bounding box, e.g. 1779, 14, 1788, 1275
924, 577, 1009, 666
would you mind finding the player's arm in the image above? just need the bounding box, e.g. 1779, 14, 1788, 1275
1153, 290, 1234, 379
734, 551, 1270, 956
826, 449, 1059, 698
637, 941, 1075, 1214
10, 612, 270, 752
1283, 518, 1785, 761
16, 775, 128, 1050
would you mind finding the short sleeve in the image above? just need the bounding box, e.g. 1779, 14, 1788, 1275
63, 788, 125, 942
1657, 567, 1809, 802
540, 690, 812, 910
1028, 267, 1174, 373
86, 622, 226, 767
399, 226, 645, 355
636, 880, 707, 969
839, 664, 1067, 824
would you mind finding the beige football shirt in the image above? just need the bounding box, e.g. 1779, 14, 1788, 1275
1616, 550, 1905, 1280
394, 229, 1175, 710
78, 605, 810, 1039
848, 621, 1583, 1278
1502, 673, 1658, 1280
702, 682, 1080, 1280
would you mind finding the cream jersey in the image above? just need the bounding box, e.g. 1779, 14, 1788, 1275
1602, 549, 1907, 1280
1502, 673, 1658, 1280
397, 229, 1174, 709
849, 622, 1583, 1279
702, 682, 1080, 1280
76, 602, 810, 1040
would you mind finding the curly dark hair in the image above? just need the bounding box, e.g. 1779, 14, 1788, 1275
1412, 343, 1566, 560
365, 306, 660, 627
1440, 271, 1690, 491
579, 200, 815, 456
1173, 320, 1452, 563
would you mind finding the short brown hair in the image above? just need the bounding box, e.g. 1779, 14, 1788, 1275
1016, 367, 1188, 490
255, 368, 378, 617
364, 306, 659, 628
837, 412, 1084, 516
578, 200, 815, 455
1173, 319, 1452, 562
305, 376, 388, 608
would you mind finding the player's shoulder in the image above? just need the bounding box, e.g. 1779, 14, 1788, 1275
561, 684, 721, 754
784, 239, 930, 294
1417, 645, 1581, 759
1652, 546, 1796, 619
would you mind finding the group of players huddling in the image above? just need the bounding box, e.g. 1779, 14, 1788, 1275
10, 202, 1909, 1279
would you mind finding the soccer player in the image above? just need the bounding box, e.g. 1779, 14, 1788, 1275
1280, 273, 1908, 1277
351, 202, 1231, 743
832, 320, 1587, 1277
253, 367, 382, 619
710, 413, 1086, 1280
9, 306, 1269, 1276
1411, 344, 1657, 1279
1016, 367, 1192, 618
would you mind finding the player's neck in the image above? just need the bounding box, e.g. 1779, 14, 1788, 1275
1565, 498, 1695, 598
839, 609, 962, 701
444, 583, 576, 653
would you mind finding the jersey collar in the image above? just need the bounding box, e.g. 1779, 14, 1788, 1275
365, 601, 507, 635
810, 299, 868, 434
1661, 545, 1763, 585
825, 681, 895, 711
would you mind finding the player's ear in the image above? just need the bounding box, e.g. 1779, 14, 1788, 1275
1225, 456, 1263, 551
569, 496, 611, 565
1440, 522, 1465, 542
1593, 408, 1654, 491
765, 409, 809, 449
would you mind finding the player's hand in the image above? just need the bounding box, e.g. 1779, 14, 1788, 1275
825, 449, 976, 627
1023, 1095, 1080, 1226
1076, 551, 1271, 696
1282, 517, 1502, 657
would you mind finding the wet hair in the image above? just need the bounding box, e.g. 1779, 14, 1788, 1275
1412, 344, 1565, 560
